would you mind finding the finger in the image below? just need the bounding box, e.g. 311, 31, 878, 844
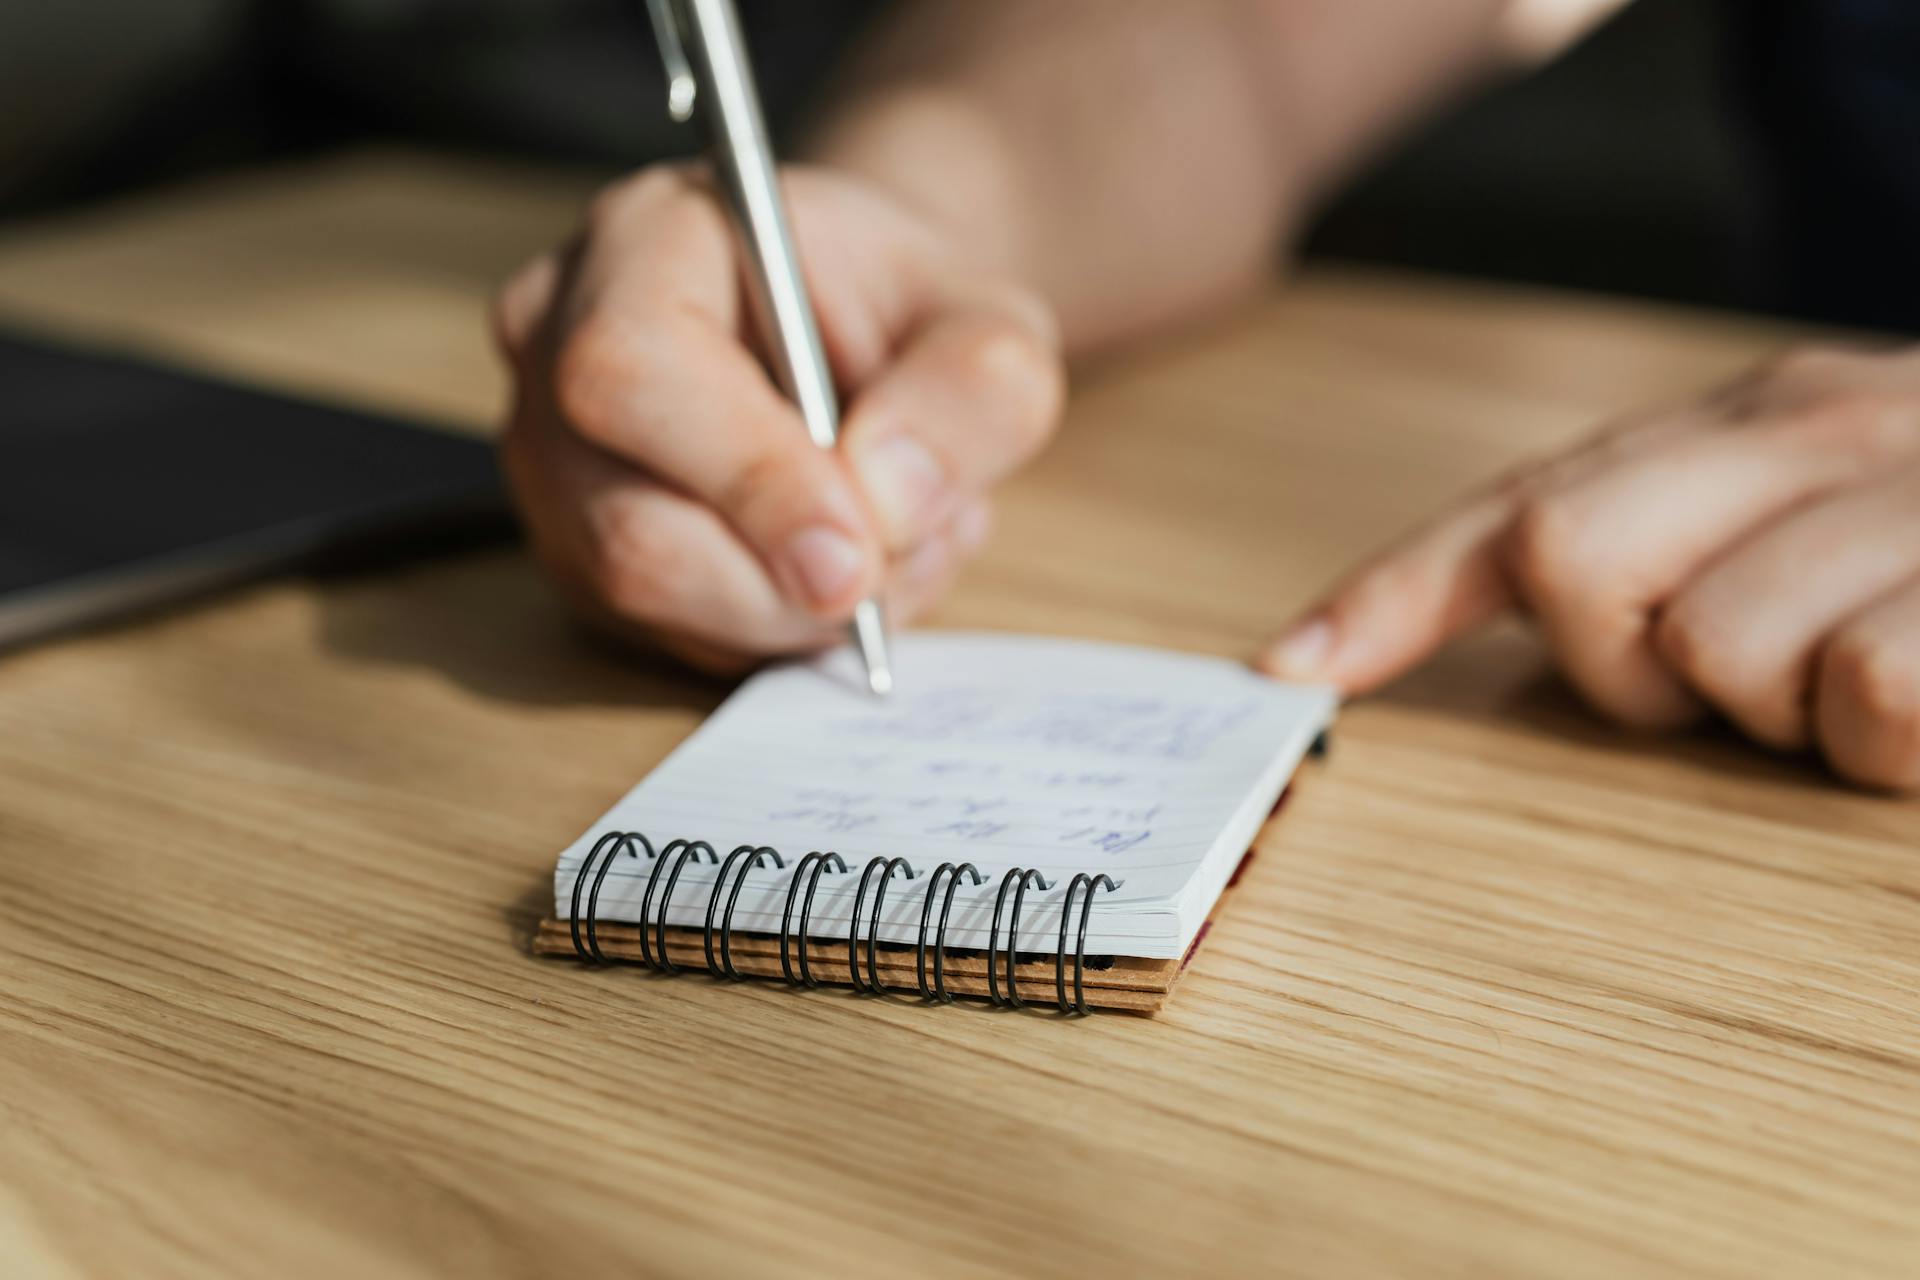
550, 215, 883, 618
1498, 416, 1920, 727
503, 408, 846, 655
882, 525, 965, 626
885, 495, 994, 625
1257, 493, 1513, 689
563, 165, 743, 328
1654, 469, 1920, 747
1816, 572, 1920, 791
491, 249, 562, 365
581, 475, 856, 649
839, 285, 1063, 550
580, 498, 984, 674
1257, 408, 1707, 691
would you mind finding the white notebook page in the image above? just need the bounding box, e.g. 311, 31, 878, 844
553, 632, 1335, 958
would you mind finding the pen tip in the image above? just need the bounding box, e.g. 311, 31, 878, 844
850, 597, 893, 697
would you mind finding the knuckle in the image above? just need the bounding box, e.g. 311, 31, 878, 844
1653, 601, 1799, 742
1651, 600, 1716, 687
972, 329, 1064, 453
1758, 343, 1857, 388
553, 313, 646, 449
1747, 345, 1920, 455
1501, 494, 1583, 604
583, 185, 635, 239
585, 166, 685, 233
1790, 387, 1902, 446
715, 450, 793, 530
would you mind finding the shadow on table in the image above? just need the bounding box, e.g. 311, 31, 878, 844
312, 544, 723, 714
1371, 623, 1842, 795
503, 878, 556, 956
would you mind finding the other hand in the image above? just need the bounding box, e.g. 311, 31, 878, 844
493, 164, 1063, 674
1260, 345, 1920, 790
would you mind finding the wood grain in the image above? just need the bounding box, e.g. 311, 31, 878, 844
1, 151, 1917, 1280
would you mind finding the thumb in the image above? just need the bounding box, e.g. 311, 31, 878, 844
1257, 496, 1514, 693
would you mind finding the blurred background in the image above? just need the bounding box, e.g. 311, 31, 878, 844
0, 0, 1913, 333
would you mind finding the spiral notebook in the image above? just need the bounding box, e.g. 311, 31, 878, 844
536, 632, 1336, 1014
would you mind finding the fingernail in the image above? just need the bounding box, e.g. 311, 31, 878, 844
784, 525, 865, 609
1261, 617, 1333, 679
952, 498, 992, 553
854, 435, 947, 547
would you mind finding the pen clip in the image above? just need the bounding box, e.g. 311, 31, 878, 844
643, 0, 698, 122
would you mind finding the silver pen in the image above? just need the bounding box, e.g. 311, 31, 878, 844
643, 0, 894, 697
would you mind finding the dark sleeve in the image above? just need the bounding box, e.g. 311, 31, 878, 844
0, 0, 887, 213
0, 0, 262, 210
267, 0, 888, 165
1728, 0, 1920, 333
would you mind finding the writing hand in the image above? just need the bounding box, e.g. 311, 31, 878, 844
1260, 345, 1920, 790
493, 164, 1063, 674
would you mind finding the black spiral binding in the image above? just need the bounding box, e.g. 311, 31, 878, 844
987, 867, 1054, 1009
848, 856, 917, 994
1055, 873, 1120, 1015
643, 838, 718, 972
569, 831, 651, 964
567, 834, 1128, 1014
779, 851, 849, 987
916, 862, 983, 1003
704, 845, 784, 979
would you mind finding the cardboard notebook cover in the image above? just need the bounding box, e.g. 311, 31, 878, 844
532, 789, 1302, 1016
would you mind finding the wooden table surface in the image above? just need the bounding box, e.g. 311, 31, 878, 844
2, 153, 1917, 1280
